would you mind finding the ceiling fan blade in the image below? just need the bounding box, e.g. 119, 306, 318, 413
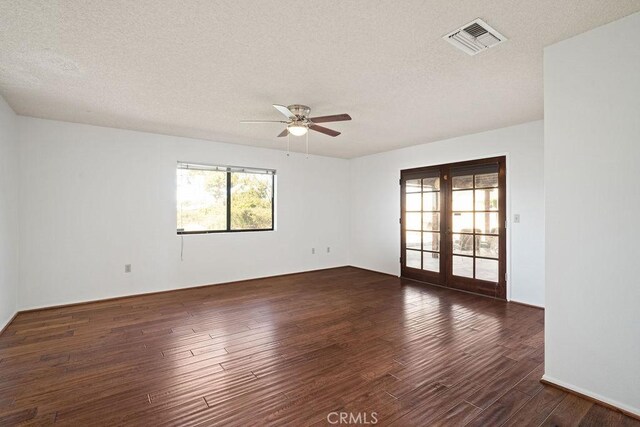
309, 113, 352, 123
273, 104, 297, 120
240, 120, 287, 123
310, 124, 341, 137
277, 128, 289, 137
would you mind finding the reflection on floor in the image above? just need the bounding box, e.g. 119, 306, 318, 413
0, 267, 636, 425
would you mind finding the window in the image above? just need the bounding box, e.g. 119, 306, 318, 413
177, 162, 275, 234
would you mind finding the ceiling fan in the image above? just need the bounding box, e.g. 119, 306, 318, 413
241, 104, 351, 137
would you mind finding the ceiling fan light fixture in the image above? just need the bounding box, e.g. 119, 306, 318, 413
241, 104, 350, 138
288, 123, 308, 136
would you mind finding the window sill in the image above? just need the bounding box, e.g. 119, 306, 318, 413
177, 229, 275, 235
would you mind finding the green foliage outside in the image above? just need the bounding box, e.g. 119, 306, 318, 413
177, 169, 273, 232
230, 173, 273, 230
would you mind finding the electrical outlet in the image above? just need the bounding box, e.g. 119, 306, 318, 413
327, 247, 330, 253
513, 214, 521, 223
311, 248, 315, 255
125, 264, 132, 273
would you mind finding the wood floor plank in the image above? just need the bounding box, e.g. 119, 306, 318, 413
514, 362, 545, 396
540, 393, 594, 427
386, 380, 481, 425
503, 385, 566, 426
579, 403, 636, 427
0, 408, 38, 425
465, 358, 539, 409
430, 401, 483, 427
0, 267, 630, 426
465, 389, 531, 426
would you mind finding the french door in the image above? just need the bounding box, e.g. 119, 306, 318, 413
400, 157, 506, 299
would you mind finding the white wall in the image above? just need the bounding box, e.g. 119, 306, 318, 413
0, 96, 19, 330
544, 12, 640, 416
16, 116, 545, 311
18, 117, 349, 310
349, 121, 545, 307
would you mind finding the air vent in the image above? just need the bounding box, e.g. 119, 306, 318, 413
443, 18, 506, 56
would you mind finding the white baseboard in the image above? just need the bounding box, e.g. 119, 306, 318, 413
542, 374, 640, 419
0, 310, 18, 336
509, 298, 545, 309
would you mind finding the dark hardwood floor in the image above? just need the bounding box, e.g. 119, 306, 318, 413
0, 267, 635, 426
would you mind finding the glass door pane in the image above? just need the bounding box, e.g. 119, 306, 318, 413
450, 168, 500, 283
420, 177, 441, 272
401, 171, 443, 282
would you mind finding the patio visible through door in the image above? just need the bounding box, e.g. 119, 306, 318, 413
400, 156, 506, 299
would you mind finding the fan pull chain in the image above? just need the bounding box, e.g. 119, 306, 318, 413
287, 132, 290, 157
179, 200, 184, 261
305, 131, 309, 159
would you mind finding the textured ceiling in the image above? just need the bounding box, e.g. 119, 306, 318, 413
1, 1, 639, 158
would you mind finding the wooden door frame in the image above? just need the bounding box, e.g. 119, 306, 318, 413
400, 165, 446, 286
400, 156, 507, 300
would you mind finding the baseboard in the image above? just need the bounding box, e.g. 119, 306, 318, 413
348, 265, 398, 279
400, 274, 511, 303
18, 265, 353, 313
0, 311, 18, 337
541, 375, 640, 420
7, 265, 541, 336
508, 299, 544, 310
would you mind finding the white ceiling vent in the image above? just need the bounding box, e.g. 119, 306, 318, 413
444, 18, 507, 56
